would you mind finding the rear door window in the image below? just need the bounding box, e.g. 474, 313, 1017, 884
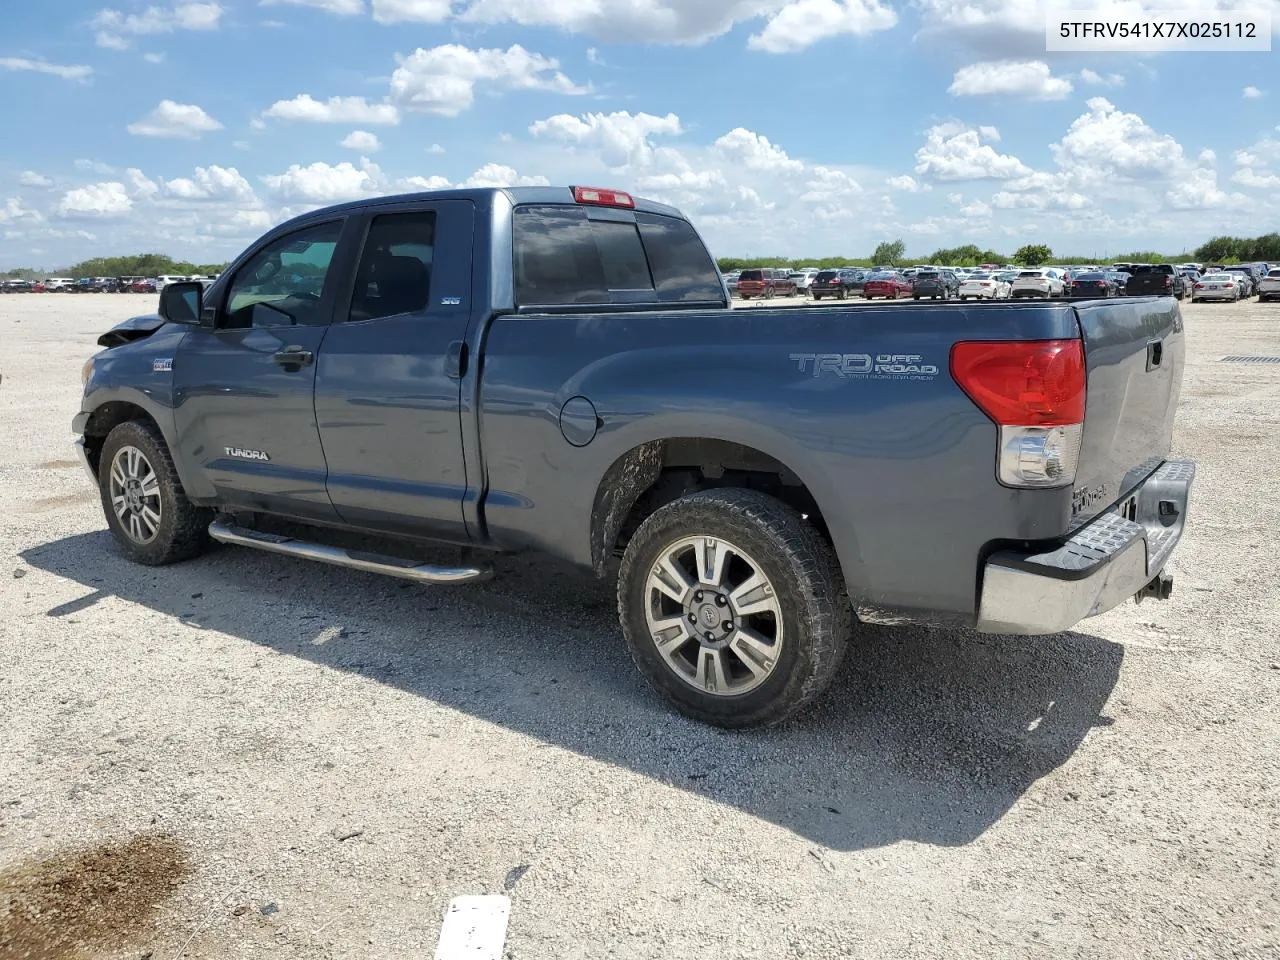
590, 219, 653, 291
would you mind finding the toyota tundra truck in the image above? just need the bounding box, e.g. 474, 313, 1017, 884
73, 185, 1194, 727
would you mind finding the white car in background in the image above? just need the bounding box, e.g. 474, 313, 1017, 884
958, 272, 1012, 299
44, 277, 75, 291
1190, 273, 1243, 302
1010, 268, 1065, 298
789, 268, 820, 294
1258, 268, 1280, 302
155, 275, 188, 291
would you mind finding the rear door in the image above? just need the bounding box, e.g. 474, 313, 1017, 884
313, 199, 475, 542
172, 217, 355, 521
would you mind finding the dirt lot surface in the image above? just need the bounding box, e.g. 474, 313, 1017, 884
2, 292, 1278, 959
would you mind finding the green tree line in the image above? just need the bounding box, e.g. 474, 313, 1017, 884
2, 253, 228, 281
716, 233, 1280, 272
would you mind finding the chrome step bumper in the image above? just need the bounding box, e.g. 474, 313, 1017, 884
977, 459, 1195, 635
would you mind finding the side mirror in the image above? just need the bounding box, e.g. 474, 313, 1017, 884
158, 281, 205, 325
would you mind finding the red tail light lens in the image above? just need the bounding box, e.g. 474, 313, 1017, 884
572, 186, 635, 208
950, 339, 1086, 427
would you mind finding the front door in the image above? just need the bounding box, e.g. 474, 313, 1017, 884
314, 200, 475, 541
172, 217, 354, 522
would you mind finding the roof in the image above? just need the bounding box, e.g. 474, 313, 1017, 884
274, 185, 686, 235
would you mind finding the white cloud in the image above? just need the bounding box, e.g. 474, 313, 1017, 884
949, 60, 1072, 100
261, 160, 380, 202
127, 100, 223, 139
461, 163, 552, 187
529, 111, 683, 167
262, 94, 400, 125
799, 165, 863, 201
886, 174, 925, 191
93, 2, 223, 48
340, 130, 382, 151
390, 44, 588, 117
1231, 167, 1280, 188
1243, 85, 1263, 98
143, 51, 166, 63
19, 171, 54, 188
261, 0, 366, 13
1051, 97, 1183, 179
0, 57, 92, 81
960, 199, 992, 217
714, 127, 804, 173
371, 0, 449, 21
915, 122, 1032, 180
0, 198, 44, 224
1167, 166, 1245, 209
398, 174, 452, 191
125, 167, 160, 200
1078, 68, 1123, 86
427, 143, 445, 154
586, 47, 603, 64
162, 165, 257, 202
56, 182, 133, 218
75, 159, 117, 175
1234, 137, 1280, 168
747, 0, 898, 53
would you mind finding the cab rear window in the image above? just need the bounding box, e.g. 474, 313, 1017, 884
513, 205, 724, 307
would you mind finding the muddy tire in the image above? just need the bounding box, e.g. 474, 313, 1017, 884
617, 488, 851, 728
98, 419, 213, 565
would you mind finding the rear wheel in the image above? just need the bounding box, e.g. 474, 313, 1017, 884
617, 488, 851, 728
765, 287, 776, 300
98, 420, 213, 565
837, 288, 847, 300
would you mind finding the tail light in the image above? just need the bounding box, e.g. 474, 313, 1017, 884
950, 339, 1086, 489
1164, 276, 1173, 287
1194, 283, 1203, 289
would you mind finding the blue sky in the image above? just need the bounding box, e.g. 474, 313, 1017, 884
1, 0, 1278, 269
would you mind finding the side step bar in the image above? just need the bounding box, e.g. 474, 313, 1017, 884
208, 517, 493, 585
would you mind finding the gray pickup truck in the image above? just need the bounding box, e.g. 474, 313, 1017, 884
73, 185, 1194, 727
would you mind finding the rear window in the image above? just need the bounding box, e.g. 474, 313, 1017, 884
1017, 271, 1043, 278
1268, 269, 1280, 278
815, 271, 839, 281
738, 270, 764, 281
513, 205, 722, 306
1076, 272, 1105, 280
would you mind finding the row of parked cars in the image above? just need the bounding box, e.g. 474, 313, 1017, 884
721, 261, 1280, 304
0, 274, 217, 294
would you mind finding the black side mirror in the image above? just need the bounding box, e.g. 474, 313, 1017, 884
158, 281, 205, 325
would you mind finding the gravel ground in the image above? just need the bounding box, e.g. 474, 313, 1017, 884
1, 293, 1277, 959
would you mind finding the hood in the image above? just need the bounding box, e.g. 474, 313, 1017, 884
97, 313, 166, 348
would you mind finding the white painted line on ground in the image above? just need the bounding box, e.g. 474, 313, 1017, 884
433, 895, 511, 960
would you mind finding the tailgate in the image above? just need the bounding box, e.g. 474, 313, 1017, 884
1070, 298, 1184, 528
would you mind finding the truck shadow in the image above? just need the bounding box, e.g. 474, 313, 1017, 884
21, 531, 1123, 853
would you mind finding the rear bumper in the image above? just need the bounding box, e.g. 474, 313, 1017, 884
976, 459, 1195, 635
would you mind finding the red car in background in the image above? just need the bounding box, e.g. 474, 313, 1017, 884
862, 270, 913, 300
736, 267, 798, 299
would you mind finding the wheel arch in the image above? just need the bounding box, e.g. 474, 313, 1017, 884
80, 400, 166, 479
588, 433, 865, 597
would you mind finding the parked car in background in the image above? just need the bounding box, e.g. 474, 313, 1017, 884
1190, 273, 1243, 302
44, 277, 76, 291
1011, 269, 1065, 298
1066, 271, 1120, 298
810, 268, 860, 300
154, 275, 188, 291
1222, 266, 1257, 297
862, 270, 912, 299
1259, 268, 1280, 302
1, 279, 33, 292
790, 268, 820, 294
721, 271, 740, 297
958, 272, 1011, 299
912, 268, 959, 300
736, 268, 797, 299
1124, 264, 1185, 299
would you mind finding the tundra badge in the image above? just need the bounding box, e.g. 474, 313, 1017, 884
225, 447, 271, 462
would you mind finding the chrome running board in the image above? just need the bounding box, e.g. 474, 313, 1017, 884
208, 517, 492, 584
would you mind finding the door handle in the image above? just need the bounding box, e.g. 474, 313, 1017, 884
1146, 339, 1163, 371
272, 347, 314, 370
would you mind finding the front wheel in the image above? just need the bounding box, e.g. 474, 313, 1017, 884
837, 288, 847, 300
98, 420, 213, 565
765, 287, 776, 300
617, 488, 851, 728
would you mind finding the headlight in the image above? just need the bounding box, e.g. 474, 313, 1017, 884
81, 356, 96, 385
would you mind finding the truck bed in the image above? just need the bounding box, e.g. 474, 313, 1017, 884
475, 296, 1181, 623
